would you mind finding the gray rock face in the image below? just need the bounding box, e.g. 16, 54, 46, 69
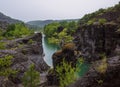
0, 33, 50, 86
74, 23, 120, 62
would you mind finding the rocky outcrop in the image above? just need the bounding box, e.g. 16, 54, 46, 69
74, 23, 120, 62
52, 43, 77, 69
47, 43, 78, 86
68, 56, 120, 87
0, 33, 49, 86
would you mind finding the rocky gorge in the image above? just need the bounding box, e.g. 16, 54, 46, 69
0, 32, 49, 87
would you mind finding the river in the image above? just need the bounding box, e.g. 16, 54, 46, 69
42, 34, 90, 76
42, 34, 59, 67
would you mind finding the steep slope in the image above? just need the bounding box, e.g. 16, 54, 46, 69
79, 2, 120, 25
69, 2, 120, 87
0, 12, 22, 24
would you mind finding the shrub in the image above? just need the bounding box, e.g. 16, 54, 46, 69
22, 64, 40, 87
28, 39, 34, 44
96, 56, 107, 74
0, 42, 6, 49
4, 23, 34, 38
98, 18, 107, 24
56, 58, 82, 87
0, 55, 17, 77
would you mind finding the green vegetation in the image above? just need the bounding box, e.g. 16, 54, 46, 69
98, 18, 107, 24
3, 23, 34, 38
22, 64, 40, 87
48, 28, 73, 45
96, 55, 107, 74
78, 2, 120, 25
44, 21, 77, 45
56, 58, 83, 87
0, 29, 4, 40
28, 39, 35, 44
0, 55, 17, 77
0, 42, 6, 49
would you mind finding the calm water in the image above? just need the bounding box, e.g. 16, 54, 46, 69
42, 34, 90, 76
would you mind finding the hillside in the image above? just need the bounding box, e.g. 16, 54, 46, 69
78, 2, 120, 25
0, 12, 22, 24
27, 19, 79, 28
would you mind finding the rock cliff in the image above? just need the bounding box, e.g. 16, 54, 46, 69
74, 23, 120, 62
0, 33, 49, 86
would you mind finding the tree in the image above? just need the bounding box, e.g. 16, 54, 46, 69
56, 58, 83, 87
22, 64, 40, 87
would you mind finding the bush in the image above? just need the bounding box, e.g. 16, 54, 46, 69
0, 55, 17, 77
0, 42, 6, 49
56, 58, 82, 87
22, 64, 40, 87
98, 19, 107, 24
4, 23, 34, 38
96, 56, 107, 74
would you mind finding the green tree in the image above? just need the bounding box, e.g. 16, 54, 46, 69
48, 28, 73, 45
22, 64, 40, 87
4, 23, 34, 38
44, 22, 60, 37
56, 58, 83, 87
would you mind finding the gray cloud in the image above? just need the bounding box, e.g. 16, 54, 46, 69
0, 0, 119, 22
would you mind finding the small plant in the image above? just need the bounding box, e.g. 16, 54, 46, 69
22, 64, 40, 87
0, 42, 6, 49
28, 39, 34, 44
96, 55, 107, 74
0, 55, 17, 77
97, 79, 103, 85
98, 18, 107, 24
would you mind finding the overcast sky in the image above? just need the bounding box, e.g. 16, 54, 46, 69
0, 0, 119, 22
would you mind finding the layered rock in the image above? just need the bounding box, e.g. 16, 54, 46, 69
74, 23, 120, 62
0, 33, 49, 86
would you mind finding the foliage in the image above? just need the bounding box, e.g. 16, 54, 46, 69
96, 55, 107, 74
28, 39, 35, 44
98, 18, 107, 24
22, 64, 40, 87
44, 21, 77, 45
0, 29, 4, 40
0, 42, 6, 49
4, 23, 34, 38
44, 22, 60, 37
48, 28, 73, 45
87, 18, 96, 25
78, 2, 120, 25
56, 58, 83, 87
0, 55, 17, 77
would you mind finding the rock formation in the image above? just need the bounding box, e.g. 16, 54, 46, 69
0, 33, 49, 86
74, 23, 120, 62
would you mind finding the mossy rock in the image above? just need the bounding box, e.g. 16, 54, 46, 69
62, 43, 75, 51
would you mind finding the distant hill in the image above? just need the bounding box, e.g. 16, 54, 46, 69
27, 19, 79, 28
0, 12, 22, 24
